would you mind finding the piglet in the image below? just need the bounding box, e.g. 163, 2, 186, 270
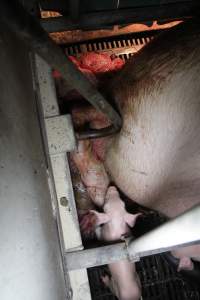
91, 186, 142, 300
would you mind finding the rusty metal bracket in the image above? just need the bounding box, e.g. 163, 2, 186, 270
76, 124, 120, 140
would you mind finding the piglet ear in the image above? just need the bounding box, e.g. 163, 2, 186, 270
90, 210, 110, 226
124, 213, 142, 228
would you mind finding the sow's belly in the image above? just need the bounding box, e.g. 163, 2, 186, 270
104, 90, 200, 218
105, 131, 200, 218
104, 20, 200, 218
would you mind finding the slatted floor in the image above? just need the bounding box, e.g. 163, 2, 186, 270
63, 30, 158, 61
88, 254, 200, 300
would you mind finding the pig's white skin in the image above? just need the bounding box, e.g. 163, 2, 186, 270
93, 186, 141, 241
93, 186, 141, 300
172, 245, 200, 262
72, 21, 200, 269
71, 140, 109, 207
103, 21, 200, 262
172, 245, 200, 271
106, 29, 200, 217
176, 256, 194, 272
103, 261, 141, 300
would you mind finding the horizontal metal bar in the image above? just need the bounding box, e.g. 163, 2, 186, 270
40, 2, 200, 33
65, 205, 200, 270
65, 241, 133, 271
0, 0, 122, 133
76, 125, 120, 140
127, 204, 200, 259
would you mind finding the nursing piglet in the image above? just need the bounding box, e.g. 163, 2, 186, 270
91, 186, 141, 300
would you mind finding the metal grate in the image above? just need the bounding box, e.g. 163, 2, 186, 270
63, 30, 159, 61
88, 255, 200, 300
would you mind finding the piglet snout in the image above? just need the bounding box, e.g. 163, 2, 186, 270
106, 186, 119, 198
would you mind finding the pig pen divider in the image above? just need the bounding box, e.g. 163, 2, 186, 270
33, 54, 92, 300
25, 11, 200, 298
31, 41, 200, 300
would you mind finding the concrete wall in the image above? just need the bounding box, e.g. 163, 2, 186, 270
0, 27, 68, 300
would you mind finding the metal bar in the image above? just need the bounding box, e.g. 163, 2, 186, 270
20, 0, 40, 16
65, 241, 131, 271
33, 54, 92, 299
0, 0, 122, 134
69, 0, 80, 22
65, 205, 200, 270
76, 124, 121, 140
40, 2, 200, 33
127, 204, 200, 259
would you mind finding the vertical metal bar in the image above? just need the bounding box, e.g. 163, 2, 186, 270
33, 54, 92, 300
69, 0, 80, 22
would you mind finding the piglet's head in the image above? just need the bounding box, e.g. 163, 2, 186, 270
91, 186, 141, 241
